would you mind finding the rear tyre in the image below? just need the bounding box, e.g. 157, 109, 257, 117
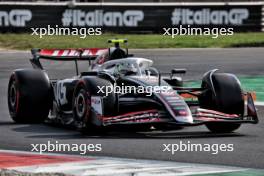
199, 73, 244, 133
7, 69, 52, 123
73, 77, 116, 134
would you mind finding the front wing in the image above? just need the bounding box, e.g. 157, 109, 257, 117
99, 93, 258, 127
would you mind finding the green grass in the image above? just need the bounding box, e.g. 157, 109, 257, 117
0, 32, 264, 50
240, 76, 264, 102
185, 76, 264, 102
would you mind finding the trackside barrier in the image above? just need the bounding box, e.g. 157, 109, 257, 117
0, 2, 263, 33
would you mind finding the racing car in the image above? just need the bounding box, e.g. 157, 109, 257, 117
7, 39, 258, 133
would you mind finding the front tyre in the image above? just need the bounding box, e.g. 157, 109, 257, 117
205, 123, 241, 133
73, 77, 117, 134
73, 86, 92, 132
199, 72, 244, 133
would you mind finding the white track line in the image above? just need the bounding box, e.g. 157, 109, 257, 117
12, 159, 246, 176
0, 149, 248, 176
255, 101, 264, 106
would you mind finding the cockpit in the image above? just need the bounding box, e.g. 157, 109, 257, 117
90, 39, 154, 77
93, 57, 154, 77
91, 47, 127, 68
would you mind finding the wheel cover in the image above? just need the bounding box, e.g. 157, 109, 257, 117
9, 83, 17, 108
76, 92, 86, 118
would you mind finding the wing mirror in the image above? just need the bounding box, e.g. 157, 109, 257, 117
147, 67, 159, 76
170, 68, 186, 79
171, 68, 187, 74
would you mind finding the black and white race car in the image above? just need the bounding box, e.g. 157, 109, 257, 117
8, 39, 258, 133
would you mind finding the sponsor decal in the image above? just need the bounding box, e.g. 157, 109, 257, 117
171, 8, 249, 25
40, 48, 107, 57
0, 9, 32, 27
62, 9, 144, 27
91, 96, 103, 115
103, 110, 160, 124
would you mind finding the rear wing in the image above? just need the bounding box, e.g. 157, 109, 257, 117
30, 48, 107, 74
31, 48, 107, 61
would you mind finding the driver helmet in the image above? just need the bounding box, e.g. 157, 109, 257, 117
109, 47, 126, 60
115, 62, 137, 76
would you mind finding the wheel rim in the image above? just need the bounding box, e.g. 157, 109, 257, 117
9, 83, 17, 108
76, 92, 86, 118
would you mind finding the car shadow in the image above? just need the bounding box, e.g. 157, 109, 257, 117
0, 121, 16, 126
11, 123, 246, 139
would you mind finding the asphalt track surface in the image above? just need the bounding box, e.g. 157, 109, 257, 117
0, 48, 264, 169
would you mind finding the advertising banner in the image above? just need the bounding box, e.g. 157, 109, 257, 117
0, 4, 262, 32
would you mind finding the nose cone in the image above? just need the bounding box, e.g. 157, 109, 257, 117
157, 90, 194, 124
175, 114, 193, 123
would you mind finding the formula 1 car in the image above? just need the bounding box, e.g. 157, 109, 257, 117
7, 39, 258, 133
